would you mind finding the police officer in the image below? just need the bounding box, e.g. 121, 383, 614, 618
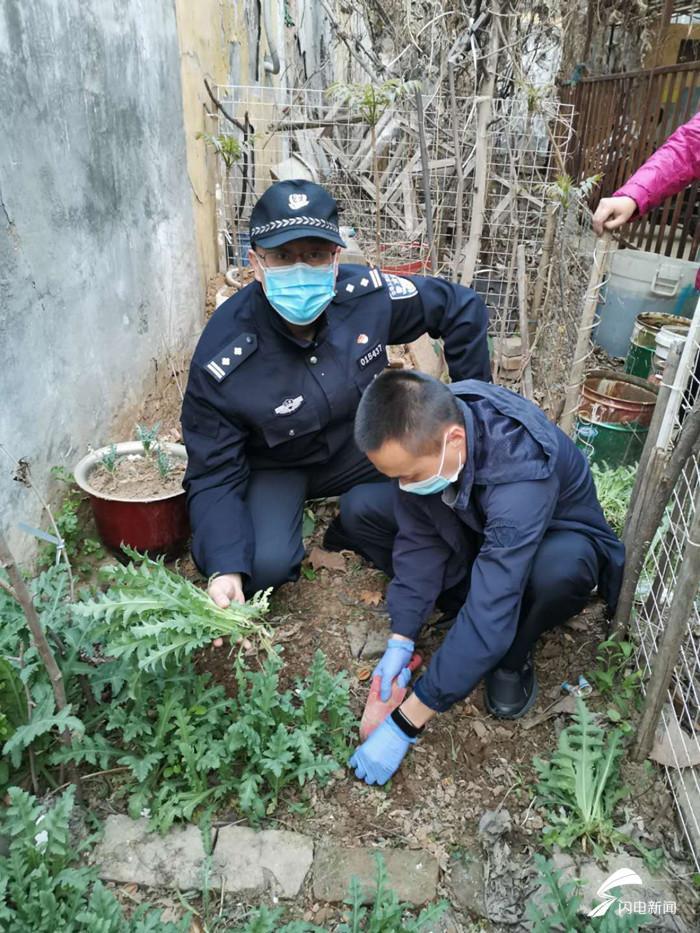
349, 371, 625, 785
181, 180, 490, 607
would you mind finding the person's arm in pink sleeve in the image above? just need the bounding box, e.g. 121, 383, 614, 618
613, 111, 700, 216
593, 111, 700, 235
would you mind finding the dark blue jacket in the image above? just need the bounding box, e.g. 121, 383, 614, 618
181, 266, 490, 578
387, 381, 625, 712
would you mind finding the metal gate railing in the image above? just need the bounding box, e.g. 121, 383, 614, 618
562, 62, 700, 261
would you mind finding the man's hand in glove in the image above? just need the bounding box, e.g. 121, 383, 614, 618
373, 636, 415, 701
349, 715, 415, 785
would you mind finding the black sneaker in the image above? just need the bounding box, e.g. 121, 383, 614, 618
322, 516, 355, 553
484, 652, 538, 719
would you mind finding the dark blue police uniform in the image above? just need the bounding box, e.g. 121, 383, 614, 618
181, 268, 490, 591
386, 380, 626, 712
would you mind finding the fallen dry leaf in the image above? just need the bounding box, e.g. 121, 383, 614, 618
472, 719, 490, 739
308, 546, 346, 572
359, 589, 384, 606
522, 694, 577, 730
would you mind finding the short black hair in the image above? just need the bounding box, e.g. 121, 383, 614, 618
354, 370, 461, 454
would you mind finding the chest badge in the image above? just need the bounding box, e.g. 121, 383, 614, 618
356, 333, 369, 344
274, 395, 304, 416
357, 343, 384, 369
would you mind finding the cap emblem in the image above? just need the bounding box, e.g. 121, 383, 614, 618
288, 193, 309, 210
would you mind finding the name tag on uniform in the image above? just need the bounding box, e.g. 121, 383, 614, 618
358, 343, 384, 369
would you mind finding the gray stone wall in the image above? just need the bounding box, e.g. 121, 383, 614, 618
0, 0, 200, 557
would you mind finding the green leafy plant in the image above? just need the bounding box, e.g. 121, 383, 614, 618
37, 467, 105, 573
100, 444, 119, 474
590, 464, 636, 536
533, 698, 659, 861
0, 786, 188, 932
338, 853, 446, 932
135, 422, 162, 455
55, 648, 353, 832
74, 549, 273, 671
327, 79, 420, 263
0, 565, 95, 793
197, 132, 244, 264
155, 447, 172, 479
196, 132, 242, 173
547, 172, 603, 213
527, 853, 649, 931
590, 638, 643, 727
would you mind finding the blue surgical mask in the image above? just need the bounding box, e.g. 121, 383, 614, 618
399, 432, 463, 495
262, 261, 336, 325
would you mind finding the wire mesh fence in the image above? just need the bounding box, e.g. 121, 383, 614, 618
631, 294, 700, 870
210, 83, 573, 337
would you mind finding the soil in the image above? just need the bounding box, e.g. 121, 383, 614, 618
89, 451, 186, 499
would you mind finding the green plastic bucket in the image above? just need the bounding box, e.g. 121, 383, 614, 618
574, 416, 648, 467
625, 341, 655, 378
625, 312, 688, 379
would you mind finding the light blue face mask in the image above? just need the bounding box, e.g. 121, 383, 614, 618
262, 261, 336, 326
399, 432, 463, 495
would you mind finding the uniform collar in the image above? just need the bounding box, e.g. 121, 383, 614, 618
441, 399, 476, 511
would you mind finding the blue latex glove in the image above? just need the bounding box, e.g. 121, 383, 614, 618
349, 715, 415, 785
373, 637, 415, 701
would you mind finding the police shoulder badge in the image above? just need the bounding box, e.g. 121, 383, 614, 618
204, 333, 258, 382
383, 273, 418, 300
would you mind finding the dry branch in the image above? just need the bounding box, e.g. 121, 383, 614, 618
0, 529, 83, 798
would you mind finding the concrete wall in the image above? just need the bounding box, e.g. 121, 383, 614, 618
175, 0, 239, 284
0, 0, 200, 558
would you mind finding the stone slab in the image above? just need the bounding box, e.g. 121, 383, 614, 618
213, 825, 313, 898
537, 853, 684, 931
360, 618, 389, 661
447, 851, 487, 919
91, 816, 206, 889
313, 844, 439, 906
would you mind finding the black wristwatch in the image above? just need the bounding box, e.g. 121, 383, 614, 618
391, 706, 425, 739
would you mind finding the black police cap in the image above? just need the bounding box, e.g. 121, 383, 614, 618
249, 179, 346, 249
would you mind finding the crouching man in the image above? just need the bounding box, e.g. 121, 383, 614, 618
349, 371, 625, 785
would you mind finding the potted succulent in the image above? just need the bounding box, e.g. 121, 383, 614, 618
73, 423, 189, 558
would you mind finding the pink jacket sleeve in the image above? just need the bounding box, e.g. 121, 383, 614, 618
613, 110, 700, 215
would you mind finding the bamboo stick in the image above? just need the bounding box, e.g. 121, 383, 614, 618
559, 233, 616, 436
530, 205, 558, 322
517, 245, 534, 400
414, 87, 436, 274
459, 6, 500, 286
448, 62, 464, 281
623, 341, 683, 546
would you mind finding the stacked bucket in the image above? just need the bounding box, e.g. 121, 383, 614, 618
574, 249, 697, 469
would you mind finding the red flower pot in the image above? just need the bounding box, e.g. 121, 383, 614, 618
73, 442, 190, 559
